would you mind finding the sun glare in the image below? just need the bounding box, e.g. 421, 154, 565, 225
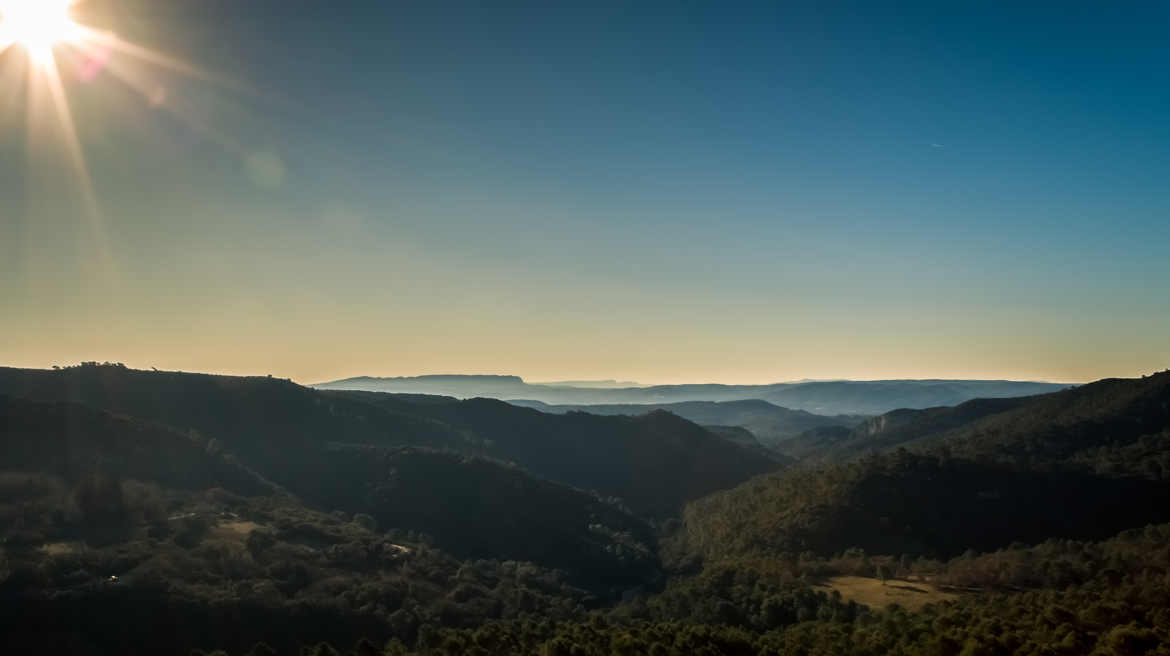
0, 0, 82, 62
2, 0, 246, 281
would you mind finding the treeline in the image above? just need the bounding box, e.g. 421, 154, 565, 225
182, 521, 1170, 655
187, 585, 1170, 655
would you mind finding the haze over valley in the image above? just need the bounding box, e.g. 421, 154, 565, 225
314, 374, 1069, 416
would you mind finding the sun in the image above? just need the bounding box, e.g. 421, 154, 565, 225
0, 0, 84, 63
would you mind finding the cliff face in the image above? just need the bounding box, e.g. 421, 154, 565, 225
855, 408, 924, 438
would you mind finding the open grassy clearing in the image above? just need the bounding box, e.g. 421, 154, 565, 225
815, 575, 959, 611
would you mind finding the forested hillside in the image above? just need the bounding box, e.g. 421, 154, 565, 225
0, 480, 608, 654
0, 365, 777, 517
679, 371, 1170, 562
311, 447, 659, 587
682, 450, 1170, 559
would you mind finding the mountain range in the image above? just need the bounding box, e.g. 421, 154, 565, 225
0, 364, 777, 522
313, 375, 1070, 415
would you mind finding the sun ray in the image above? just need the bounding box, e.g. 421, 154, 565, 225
68, 37, 246, 154
36, 45, 114, 277
77, 26, 263, 100
3, 0, 270, 284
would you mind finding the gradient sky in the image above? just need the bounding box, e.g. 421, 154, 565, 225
2, 0, 1168, 384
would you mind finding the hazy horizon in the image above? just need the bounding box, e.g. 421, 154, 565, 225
0, 358, 1099, 387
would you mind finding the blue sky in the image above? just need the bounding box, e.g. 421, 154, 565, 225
2, 0, 1168, 383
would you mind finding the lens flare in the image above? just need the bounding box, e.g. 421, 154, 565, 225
0, 0, 83, 64
2, 0, 254, 284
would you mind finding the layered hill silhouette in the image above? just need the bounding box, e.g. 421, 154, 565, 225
315, 375, 1068, 415
680, 371, 1170, 562
509, 398, 865, 446
326, 392, 781, 515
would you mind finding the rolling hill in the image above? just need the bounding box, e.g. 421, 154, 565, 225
329, 392, 781, 515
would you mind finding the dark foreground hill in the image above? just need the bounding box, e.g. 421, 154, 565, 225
316, 375, 1069, 415
0, 474, 612, 654
0, 395, 277, 499
0, 392, 657, 588
0, 365, 776, 517
319, 447, 659, 586
509, 399, 866, 447
679, 371, 1170, 562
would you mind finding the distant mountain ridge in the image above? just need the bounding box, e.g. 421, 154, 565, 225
314, 375, 1071, 415
535, 380, 649, 389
